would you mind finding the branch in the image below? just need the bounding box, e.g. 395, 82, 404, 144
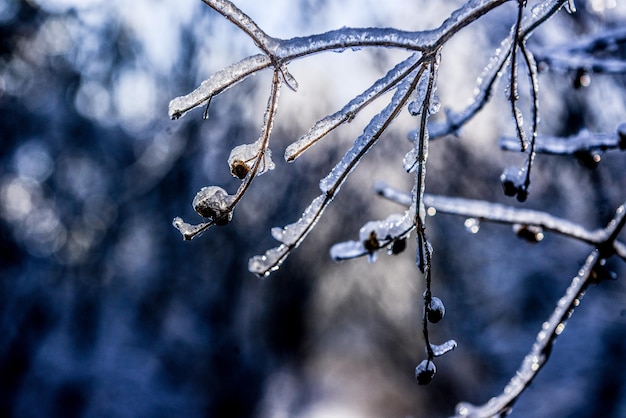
373, 183, 626, 261
453, 202, 626, 417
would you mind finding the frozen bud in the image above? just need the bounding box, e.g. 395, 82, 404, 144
363, 230, 380, 253
500, 166, 528, 202
513, 224, 544, 243
192, 186, 234, 225
427, 296, 445, 324
230, 159, 250, 179
415, 359, 436, 385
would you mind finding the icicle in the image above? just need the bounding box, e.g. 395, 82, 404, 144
169, 54, 271, 119
279, 64, 299, 92
270, 195, 325, 246
228, 138, 275, 179
429, 339, 457, 357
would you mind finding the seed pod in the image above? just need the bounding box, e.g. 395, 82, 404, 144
415, 359, 436, 385
230, 159, 250, 179
427, 296, 445, 324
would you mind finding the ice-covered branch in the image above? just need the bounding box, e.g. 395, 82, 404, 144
534, 27, 626, 74
428, 0, 567, 140
374, 182, 626, 260
453, 202, 626, 417
500, 123, 626, 159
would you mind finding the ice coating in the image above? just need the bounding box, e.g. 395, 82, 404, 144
204, 0, 279, 54
358, 212, 412, 243
279, 64, 299, 92
430, 339, 457, 357
168, 54, 271, 119
402, 148, 418, 173
248, 245, 288, 278
270, 194, 325, 246
284, 54, 420, 162
192, 186, 234, 220
250, 194, 329, 276
319, 74, 417, 194
228, 138, 275, 179
329, 240, 367, 261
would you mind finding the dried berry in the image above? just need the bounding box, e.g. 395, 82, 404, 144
427, 296, 445, 324
415, 359, 436, 385
388, 238, 407, 255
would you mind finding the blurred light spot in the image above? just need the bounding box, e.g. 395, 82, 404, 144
113, 218, 156, 279
57, 155, 106, 199
589, 0, 616, 13
0, 0, 18, 23
13, 140, 54, 182
464, 217, 480, 234
74, 80, 113, 125
0, 177, 41, 221
427, 206, 436, 216
113, 69, 157, 132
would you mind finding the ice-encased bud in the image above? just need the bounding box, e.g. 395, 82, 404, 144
500, 166, 528, 202
427, 296, 445, 323
228, 139, 275, 179
192, 186, 234, 225
415, 359, 436, 385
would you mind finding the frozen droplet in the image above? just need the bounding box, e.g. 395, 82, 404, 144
429, 339, 457, 357
280, 65, 299, 92
565, 0, 576, 13
402, 148, 418, 173
192, 186, 234, 224
330, 240, 367, 261
408, 100, 422, 116
464, 218, 480, 234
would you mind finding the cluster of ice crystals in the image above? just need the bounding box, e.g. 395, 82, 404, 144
270, 194, 325, 246
227, 138, 275, 179
402, 148, 419, 173
192, 186, 234, 222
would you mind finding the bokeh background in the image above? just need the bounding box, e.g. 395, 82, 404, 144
1, 0, 626, 417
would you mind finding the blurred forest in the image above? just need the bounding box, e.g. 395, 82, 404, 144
1, 0, 626, 417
